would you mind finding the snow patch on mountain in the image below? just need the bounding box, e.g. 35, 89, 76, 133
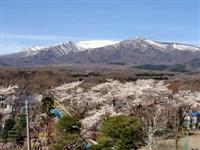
77, 40, 120, 49
22, 46, 46, 56
23, 46, 45, 52
144, 38, 200, 51
172, 43, 200, 51
20, 38, 200, 58
144, 39, 168, 49
21, 41, 80, 57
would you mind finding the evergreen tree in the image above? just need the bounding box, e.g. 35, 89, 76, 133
8, 114, 26, 145
41, 97, 55, 116
93, 115, 146, 150
1, 119, 15, 141
53, 115, 81, 149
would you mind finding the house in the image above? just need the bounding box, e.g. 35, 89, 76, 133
183, 111, 200, 130
190, 112, 200, 129
50, 108, 63, 119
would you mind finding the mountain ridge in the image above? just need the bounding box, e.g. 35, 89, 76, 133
0, 37, 200, 71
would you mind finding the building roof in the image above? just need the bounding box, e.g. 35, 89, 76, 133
190, 112, 200, 117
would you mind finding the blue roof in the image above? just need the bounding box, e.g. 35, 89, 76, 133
83, 142, 92, 149
51, 108, 63, 118
190, 112, 200, 117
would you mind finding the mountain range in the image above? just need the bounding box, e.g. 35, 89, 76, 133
0, 37, 200, 71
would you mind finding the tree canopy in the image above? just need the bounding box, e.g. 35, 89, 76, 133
1, 119, 15, 141
55, 115, 81, 134
52, 115, 82, 150
7, 114, 26, 145
41, 97, 55, 116
92, 115, 146, 150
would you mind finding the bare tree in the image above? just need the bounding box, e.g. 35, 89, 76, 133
132, 103, 168, 150
167, 101, 192, 150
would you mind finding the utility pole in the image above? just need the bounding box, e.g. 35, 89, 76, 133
26, 98, 31, 150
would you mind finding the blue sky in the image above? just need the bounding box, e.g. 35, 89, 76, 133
0, 0, 199, 54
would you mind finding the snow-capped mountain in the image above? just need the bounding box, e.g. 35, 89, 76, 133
20, 40, 120, 56
77, 40, 120, 49
172, 43, 200, 51
21, 41, 80, 57
0, 41, 80, 66
22, 46, 46, 56
0, 37, 200, 70
23, 46, 45, 52
142, 38, 200, 51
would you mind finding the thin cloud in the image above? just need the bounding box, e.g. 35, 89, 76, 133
1, 34, 71, 40
0, 41, 30, 55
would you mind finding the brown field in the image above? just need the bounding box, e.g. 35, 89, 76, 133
0, 65, 199, 94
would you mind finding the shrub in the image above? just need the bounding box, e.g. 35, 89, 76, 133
99, 115, 146, 150
119, 128, 146, 149
91, 136, 114, 150
53, 115, 81, 149
55, 115, 81, 134
101, 115, 142, 138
